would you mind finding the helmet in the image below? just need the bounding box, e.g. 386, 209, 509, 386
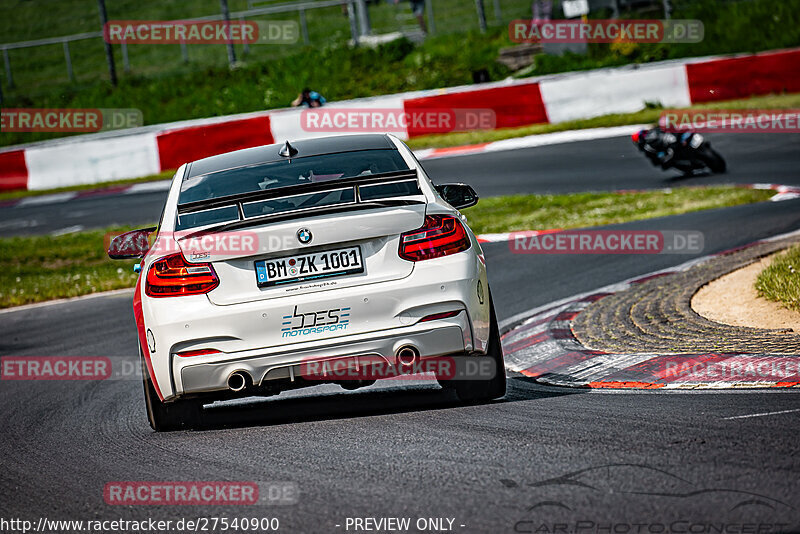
631, 129, 646, 144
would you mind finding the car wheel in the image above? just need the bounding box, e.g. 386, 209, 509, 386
140, 348, 201, 432
444, 295, 507, 402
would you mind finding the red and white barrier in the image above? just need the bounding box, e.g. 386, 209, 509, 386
157, 115, 274, 171
2, 47, 798, 192
540, 62, 690, 123
25, 132, 160, 190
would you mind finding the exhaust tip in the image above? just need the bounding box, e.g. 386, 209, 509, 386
227, 371, 250, 392
395, 345, 420, 368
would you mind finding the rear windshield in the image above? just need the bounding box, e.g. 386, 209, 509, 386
179, 149, 410, 205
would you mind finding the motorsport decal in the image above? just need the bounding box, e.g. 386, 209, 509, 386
281, 305, 350, 338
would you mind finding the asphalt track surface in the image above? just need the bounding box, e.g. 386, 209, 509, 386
1, 134, 800, 532
2, 132, 799, 237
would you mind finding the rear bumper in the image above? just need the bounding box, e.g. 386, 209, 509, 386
141, 249, 489, 401
178, 317, 468, 395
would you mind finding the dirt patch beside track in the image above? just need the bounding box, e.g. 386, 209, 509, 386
692, 252, 800, 332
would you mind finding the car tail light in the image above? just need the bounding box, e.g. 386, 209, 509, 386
176, 348, 221, 357
145, 253, 219, 297
399, 215, 471, 262
420, 310, 461, 322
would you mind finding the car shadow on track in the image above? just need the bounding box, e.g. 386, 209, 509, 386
180, 377, 582, 432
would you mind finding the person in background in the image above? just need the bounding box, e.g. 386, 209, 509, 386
291, 88, 326, 108
395, 0, 427, 35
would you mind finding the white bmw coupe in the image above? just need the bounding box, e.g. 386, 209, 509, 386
109, 134, 505, 431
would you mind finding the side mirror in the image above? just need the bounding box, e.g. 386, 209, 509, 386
434, 183, 479, 210
107, 227, 157, 259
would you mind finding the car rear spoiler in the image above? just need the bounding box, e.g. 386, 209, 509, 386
175, 168, 425, 236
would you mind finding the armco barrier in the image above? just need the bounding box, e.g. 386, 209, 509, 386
157, 115, 274, 171
1, 48, 798, 192
403, 82, 548, 137
0, 150, 28, 191
268, 93, 411, 142
24, 132, 160, 191
539, 62, 691, 123
687, 48, 800, 103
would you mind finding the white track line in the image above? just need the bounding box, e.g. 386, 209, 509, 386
0, 288, 134, 315
124, 180, 171, 194
723, 408, 800, 420
16, 192, 77, 207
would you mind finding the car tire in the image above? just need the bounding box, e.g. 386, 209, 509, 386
444, 295, 507, 402
140, 348, 201, 432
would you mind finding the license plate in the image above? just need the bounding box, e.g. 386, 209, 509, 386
255, 246, 364, 287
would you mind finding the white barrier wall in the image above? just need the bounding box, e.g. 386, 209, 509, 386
25, 133, 160, 191
269, 94, 413, 142
539, 63, 691, 123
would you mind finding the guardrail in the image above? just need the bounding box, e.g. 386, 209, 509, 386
0, 0, 511, 96
1, 31, 103, 87
0, 0, 371, 93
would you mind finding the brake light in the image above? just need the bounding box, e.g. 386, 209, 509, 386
420, 310, 461, 322
399, 215, 471, 262
177, 348, 221, 357
145, 252, 219, 297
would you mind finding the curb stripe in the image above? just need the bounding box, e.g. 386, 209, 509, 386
502, 227, 800, 390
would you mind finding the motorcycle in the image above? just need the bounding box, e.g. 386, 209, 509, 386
632, 128, 727, 175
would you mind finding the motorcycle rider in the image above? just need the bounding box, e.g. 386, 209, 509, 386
632, 126, 675, 170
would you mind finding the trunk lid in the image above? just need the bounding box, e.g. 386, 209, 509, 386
180, 203, 425, 306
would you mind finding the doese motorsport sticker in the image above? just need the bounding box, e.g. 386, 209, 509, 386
281, 305, 350, 338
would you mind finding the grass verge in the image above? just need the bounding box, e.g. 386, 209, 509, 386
0, 227, 140, 309
755, 245, 800, 312
0, 170, 175, 202
461, 186, 774, 234
406, 92, 800, 150
0, 185, 774, 309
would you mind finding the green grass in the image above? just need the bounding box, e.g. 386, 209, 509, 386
0, 169, 174, 202
0, 185, 775, 308
2, 0, 799, 148
407, 92, 800, 150
755, 245, 800, 312
516, 0, 800, 76
0, 227, 140, 309
0, 29, 510, 147
460, 186, 775, 234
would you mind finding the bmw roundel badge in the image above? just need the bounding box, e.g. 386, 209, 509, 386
297, 228, 312, 244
